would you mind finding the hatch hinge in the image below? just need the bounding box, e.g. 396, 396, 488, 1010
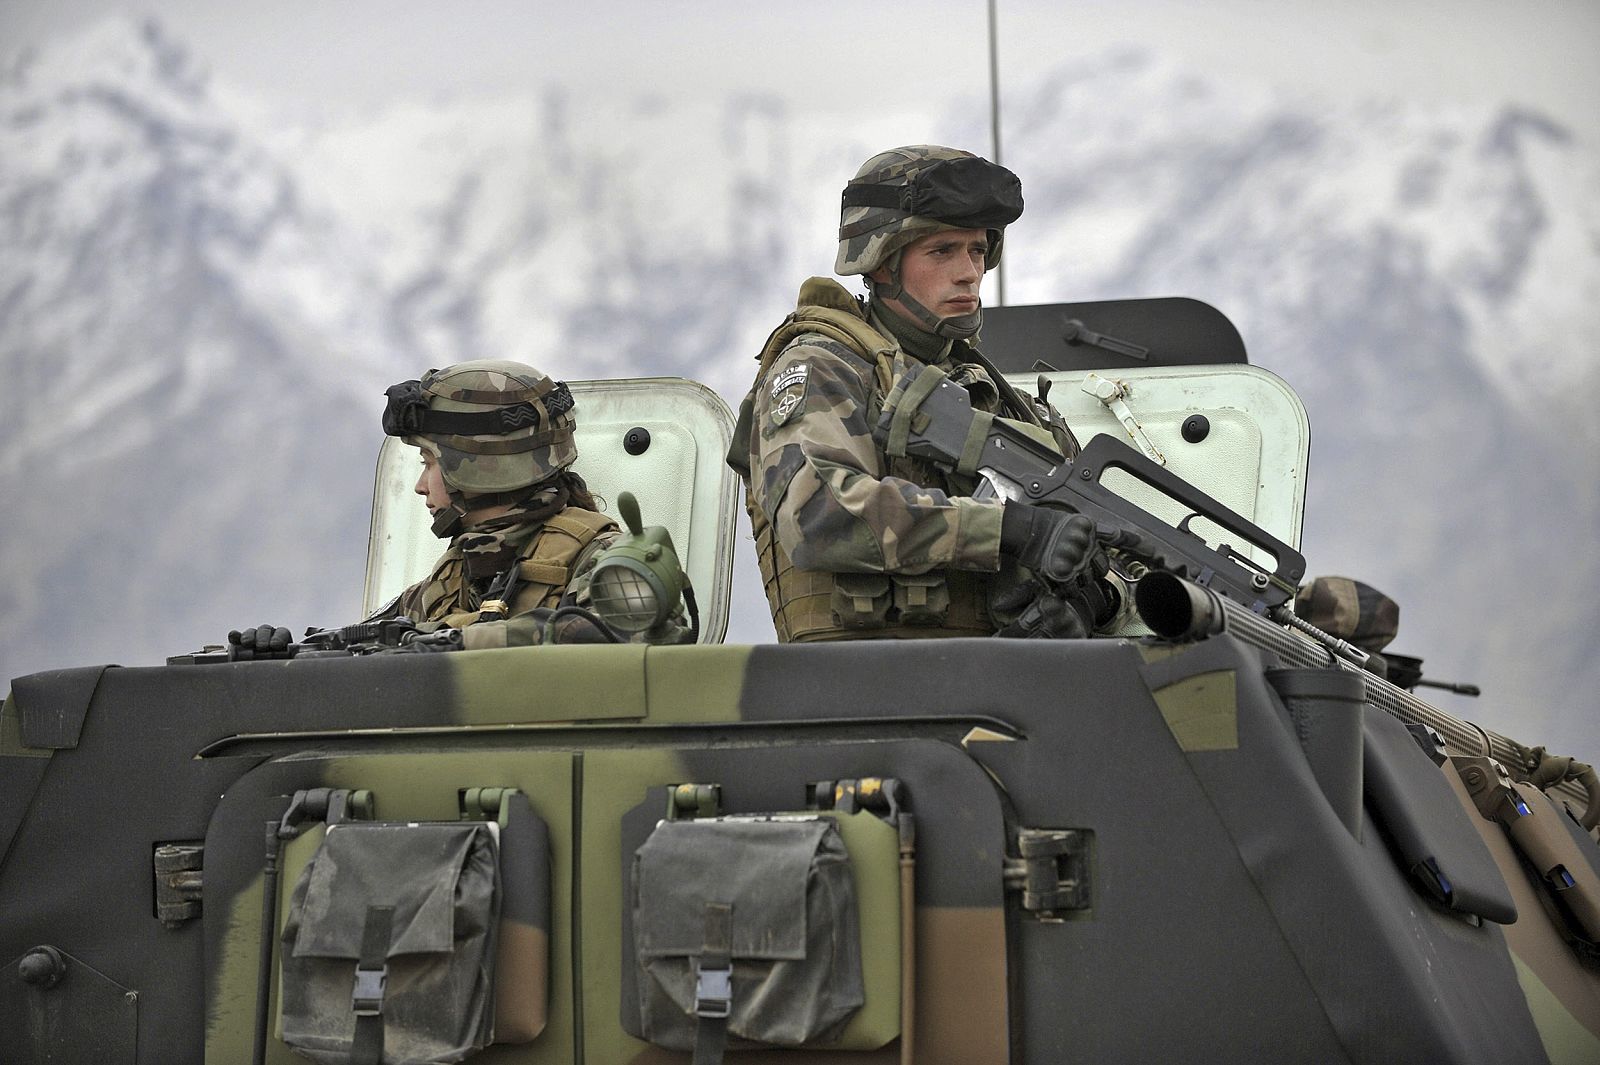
1003, 828, 1091, 917
154, 842, 204, 927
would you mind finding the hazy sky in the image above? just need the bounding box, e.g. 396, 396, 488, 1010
6, 0, 1599, 146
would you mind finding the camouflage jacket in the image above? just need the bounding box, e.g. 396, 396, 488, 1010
745, 281, 1006, 579
381, 507, 690, 648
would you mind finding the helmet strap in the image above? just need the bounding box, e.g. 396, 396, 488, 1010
932, 302, 981, 340
870, 259, 982, 341
434, 479, 572, 540
871, 251, 907, 303
431, 498, 468, 539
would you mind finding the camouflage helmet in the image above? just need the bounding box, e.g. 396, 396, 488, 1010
835, 144, 1023, 277
382, 359, 577, 497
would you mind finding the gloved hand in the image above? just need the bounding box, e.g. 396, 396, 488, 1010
226, 624, 293, 660
995, 590, 1093, 640
1000, 504, 1097, 584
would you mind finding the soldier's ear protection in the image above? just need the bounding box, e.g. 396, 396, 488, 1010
840, 157, 1023, 233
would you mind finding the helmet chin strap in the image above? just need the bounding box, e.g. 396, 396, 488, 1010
431, 480, 562, 539
871, 260, 982, 341
431, 498, 469, 539
933, 307, 982, 340
430, 482, 490, 539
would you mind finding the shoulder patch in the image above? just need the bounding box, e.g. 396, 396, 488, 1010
771, 393, 803, 426
770, 363, 809, 398
768, 362, 810, 427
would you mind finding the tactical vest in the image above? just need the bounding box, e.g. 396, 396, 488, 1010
735, 277, 995, 643
405, 507, 618, 629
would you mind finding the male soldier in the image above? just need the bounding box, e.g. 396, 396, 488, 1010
231, 359, 691, 654
732, 144, 1117, 642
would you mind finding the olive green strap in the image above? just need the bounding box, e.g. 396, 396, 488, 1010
957, 409, 995, 476
885, 364, 949, 458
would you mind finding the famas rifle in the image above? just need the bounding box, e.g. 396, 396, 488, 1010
871, 362, 1598, 827
871, 362, 1307, 614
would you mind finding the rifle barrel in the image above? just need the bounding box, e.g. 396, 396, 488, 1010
1134, 571, 1592, 817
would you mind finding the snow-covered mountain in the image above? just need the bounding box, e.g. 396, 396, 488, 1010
1005, 49, 1599, 421
2, 18, 1595, 754
1, 19, 420, 683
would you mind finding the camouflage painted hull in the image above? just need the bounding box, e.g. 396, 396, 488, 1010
3, 635, 1597, 1063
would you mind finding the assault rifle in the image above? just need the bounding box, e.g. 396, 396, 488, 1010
166, 618, 460, 665
872, 362, 1308, 614
168, 601, 650, 666
872, 363, 1599, 825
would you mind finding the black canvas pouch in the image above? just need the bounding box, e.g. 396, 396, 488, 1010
279, 820, 500, 1065
632, 816, 863, 1056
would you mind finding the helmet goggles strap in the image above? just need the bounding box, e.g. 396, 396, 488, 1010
383, 379, 574, 439
840, 157, 1023, 237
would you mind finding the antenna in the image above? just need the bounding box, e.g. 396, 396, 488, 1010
987, 0, 1007, 306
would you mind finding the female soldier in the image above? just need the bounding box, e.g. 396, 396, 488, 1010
231, 359, 689, 654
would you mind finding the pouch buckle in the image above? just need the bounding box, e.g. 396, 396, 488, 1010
351, 964, 388, 1016
694, 963, 732, 1019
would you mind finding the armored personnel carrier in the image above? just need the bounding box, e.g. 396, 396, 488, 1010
4, 299, 1597, 1064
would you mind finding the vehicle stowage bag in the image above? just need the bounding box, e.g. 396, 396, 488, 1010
632, 816, 864, 1051
1362, 709, 1517, 924
280, 821, 500, 1065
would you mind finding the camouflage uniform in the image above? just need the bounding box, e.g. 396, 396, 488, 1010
377, 492, 630, 649
740, 277, 1010, 641
734, 145, 1103, 642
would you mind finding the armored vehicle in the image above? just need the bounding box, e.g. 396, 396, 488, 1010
4, 299, 1597, 1064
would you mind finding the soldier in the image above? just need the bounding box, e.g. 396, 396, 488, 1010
732, 144, 1119, 642
231, 359, 691, 654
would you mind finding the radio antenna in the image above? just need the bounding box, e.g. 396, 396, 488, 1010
987, 0, 1007, 306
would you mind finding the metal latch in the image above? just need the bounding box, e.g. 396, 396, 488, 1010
154, 842, 204, 927
1003, 828, 1091, 917
1082, 372, 1165, 465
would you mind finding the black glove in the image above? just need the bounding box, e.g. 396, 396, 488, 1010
995, 591, 1093, 640
227, 624, 294, 660
1000, 504, 1096, 584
